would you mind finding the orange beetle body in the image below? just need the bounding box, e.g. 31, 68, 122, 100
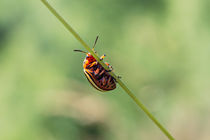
83, 53, 116, 91
74, 36, 116, 92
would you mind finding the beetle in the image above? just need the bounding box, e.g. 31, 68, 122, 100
74, 36, 116, 92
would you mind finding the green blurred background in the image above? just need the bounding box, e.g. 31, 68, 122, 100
0, 0, 210, 140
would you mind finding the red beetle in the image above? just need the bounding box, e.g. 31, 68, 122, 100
74, 36, 116, 91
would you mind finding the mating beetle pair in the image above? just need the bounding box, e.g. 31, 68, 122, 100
74, 36, 117, 91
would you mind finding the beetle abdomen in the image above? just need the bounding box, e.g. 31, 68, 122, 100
84, 64, 116, 91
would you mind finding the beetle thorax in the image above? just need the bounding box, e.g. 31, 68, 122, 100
83, 53, 96, 69
86, 53, 96, 62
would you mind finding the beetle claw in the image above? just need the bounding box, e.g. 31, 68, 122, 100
113, 75, 121, 83
117, 75, 122, 79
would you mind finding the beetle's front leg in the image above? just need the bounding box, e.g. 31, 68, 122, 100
89, 61, 98, 68
100, 54, 106, 61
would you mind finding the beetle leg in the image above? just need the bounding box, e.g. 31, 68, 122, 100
108, 65, 113, 71
100, 54, 106, 61
112, 75, 121, 83
117, 75, 121, 79
89, 61, 98, 68
105, 62, 113, 72
106, 69, 112, 72
104, 62, 113, 72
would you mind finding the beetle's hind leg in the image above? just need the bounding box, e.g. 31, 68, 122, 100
117, 75, 121, 79
113, 75, 122, 83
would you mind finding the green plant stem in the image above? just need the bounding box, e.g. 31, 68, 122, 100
41, 0, 175, 139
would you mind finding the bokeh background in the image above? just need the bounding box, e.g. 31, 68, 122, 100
0, 0, 210, 140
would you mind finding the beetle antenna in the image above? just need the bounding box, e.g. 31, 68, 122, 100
74, 50, 87, 53
93, 35, 99, 49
